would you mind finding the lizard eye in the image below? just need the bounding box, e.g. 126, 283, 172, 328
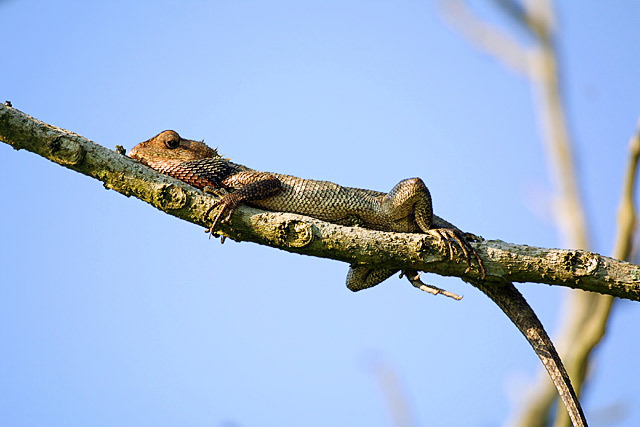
165, 138, 180, 149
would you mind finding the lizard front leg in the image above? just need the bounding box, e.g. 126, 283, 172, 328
205, 172, 282, 234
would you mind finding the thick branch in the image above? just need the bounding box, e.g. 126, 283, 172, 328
2, 103, 639, 300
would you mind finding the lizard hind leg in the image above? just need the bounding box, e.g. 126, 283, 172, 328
382, 178, 485, 277
382, 178, 434, 233
347, 267, 464, 300
346, 266, 398, 292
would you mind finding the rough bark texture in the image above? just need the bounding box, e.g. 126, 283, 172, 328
1, 103, 639, 301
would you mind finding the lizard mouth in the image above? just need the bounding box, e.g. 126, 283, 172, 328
128, 146, 145, 164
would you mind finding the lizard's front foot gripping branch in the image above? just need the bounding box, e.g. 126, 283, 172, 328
203, 192, 243, 239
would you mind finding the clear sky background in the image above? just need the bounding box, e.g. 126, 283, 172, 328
1, 1, 639, 426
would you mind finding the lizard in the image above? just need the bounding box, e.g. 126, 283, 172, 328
129, 130, 588, 426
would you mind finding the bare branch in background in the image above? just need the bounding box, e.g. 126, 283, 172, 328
440, 1, 636, 426
367, 354, 417, 427
613, 116, 640, 260
440, 0, 529, 75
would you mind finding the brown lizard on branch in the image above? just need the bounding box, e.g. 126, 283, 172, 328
129, 130, 588, 426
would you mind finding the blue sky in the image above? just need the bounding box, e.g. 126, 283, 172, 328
1, 1, 639, 426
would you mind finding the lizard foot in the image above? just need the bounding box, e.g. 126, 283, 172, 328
401, 270, 463, 300
203, 193, 242, 239
430, 228, 486, 278
202, 186, 233, 241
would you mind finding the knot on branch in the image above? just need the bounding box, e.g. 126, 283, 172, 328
252, 213, 315, 248
155, 183, 187, 210
46, 135, 85, 165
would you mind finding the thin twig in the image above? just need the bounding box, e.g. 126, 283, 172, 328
367, 354, 418, 427
613, 115, 640, 260
402, 270, 463, 300
440, 0, 530, 75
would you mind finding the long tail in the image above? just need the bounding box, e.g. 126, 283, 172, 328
472, 279, 588, 427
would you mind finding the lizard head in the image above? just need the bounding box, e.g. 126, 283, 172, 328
129, 130, 220, 167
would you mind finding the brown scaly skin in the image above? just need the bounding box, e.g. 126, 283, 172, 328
130, 130, 587, 426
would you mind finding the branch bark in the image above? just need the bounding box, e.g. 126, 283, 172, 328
1, 103, 639, 301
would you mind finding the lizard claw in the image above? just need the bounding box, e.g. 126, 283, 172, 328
203, 193, 241, 239
431, 228, 486, 278
433, 229, 456, 261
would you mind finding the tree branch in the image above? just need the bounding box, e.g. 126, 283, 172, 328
1, 103, 639, 301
